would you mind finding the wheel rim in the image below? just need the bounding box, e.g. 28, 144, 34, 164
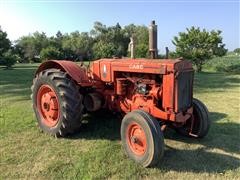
126, 122, 147, 156
37, 84, 60, 127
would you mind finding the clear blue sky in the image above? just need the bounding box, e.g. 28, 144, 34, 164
0, 0, 239, 52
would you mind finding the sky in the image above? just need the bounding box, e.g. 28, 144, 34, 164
0, 0, 239, 52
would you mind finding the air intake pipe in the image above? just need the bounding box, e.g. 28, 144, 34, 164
149, 20, 158, 59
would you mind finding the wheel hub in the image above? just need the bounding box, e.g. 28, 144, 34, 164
37, 85, 60, 127
127, 123, 147, 156
131, 136, 138, 144
43, 102, 50, 111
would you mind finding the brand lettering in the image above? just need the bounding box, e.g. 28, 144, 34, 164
129, 64, 144, 70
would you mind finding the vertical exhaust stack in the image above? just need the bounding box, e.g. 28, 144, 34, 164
149, 20, 158, 59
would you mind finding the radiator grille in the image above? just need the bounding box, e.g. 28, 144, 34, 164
176, 71, 194, 112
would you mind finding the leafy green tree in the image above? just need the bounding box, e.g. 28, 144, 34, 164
92, 41, 116, 58
12, 44, 25, 63
172, 27, 227, 72
12, 22, 151, 62
40, 46, 63, 61
90, 21, 107, 37
16, 32, 49, 62
168, 51, 178, 59
233, 48, 240, 54
124, 24, 149, 58
92, 22, 129, 59
0, 27, 11, 57
0, 27, 17, 68
0, 50, 18, 69
16, 36, 36, 62
54, 31, 64, 51
62, 31, 93, 60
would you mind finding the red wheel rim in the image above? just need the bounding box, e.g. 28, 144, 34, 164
37, 85, 60, 127
126, 122, 147, 156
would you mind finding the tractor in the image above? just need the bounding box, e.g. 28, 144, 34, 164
31, 21, 210, 167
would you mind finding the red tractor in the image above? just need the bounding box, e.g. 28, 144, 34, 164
31, 21, 210, 167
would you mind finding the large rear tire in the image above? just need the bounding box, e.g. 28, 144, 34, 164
176, 98, 210, 138
31, 68, 83, 137
121, 110, 164, 167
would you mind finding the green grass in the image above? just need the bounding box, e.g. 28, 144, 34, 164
0, 63, 240, 179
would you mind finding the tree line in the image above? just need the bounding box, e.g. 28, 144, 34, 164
1, 22, 149, 64
0, 21, 230, 71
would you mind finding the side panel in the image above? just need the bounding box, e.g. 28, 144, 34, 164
162, 73, 175, 112
100, 61, 112, 82
90, 61, 101, 80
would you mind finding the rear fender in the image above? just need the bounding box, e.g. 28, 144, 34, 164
35, 60, 89, 83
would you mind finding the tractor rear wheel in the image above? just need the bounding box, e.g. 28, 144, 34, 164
31, 68, 83, 137
176, 98, 210, 138
121, 110, 164, 167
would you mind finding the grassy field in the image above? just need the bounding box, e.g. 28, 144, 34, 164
0, 63, 239, 179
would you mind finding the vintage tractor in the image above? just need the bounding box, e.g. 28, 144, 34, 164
31, 21, 210, 167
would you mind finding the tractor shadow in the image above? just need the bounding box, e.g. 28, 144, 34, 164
157, 145, 240, 173
70, 111, 240, 173
158, 111, 240, 173
164, 112, 240, 154
69, 111, 122, 141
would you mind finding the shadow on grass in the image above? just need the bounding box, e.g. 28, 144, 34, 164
0, 68, 35, 102
69, 110, 240, 173
163, 110, 240, 174
69, 111, 121, 141
164, 112, 240, 154
158, 145, 240, 173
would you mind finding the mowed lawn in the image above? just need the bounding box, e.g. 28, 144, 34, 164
0, 63, 239, 179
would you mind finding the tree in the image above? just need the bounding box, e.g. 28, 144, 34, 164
0, 50, 17, 69
40, 46, 63, 61
91, 22, 129, 59
172, 27, 227, 72
0, 27, 11, 57
12, 44, 25, 63
124, 24, 149, 58
16, 32, 49, 62
233, 48, 240, 54
92, 41, 116, 59
0, 27, 17, 68
62, 31, 93, 60
54, 31, 63, 50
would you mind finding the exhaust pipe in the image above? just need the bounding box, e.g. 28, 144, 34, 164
149, 20, 158, 59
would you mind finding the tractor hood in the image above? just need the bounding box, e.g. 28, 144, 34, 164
90, 58, 193, 82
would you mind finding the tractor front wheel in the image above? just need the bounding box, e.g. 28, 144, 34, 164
121, 110, 164, 167
176, 98, 211, 138
31, 68, 83, 137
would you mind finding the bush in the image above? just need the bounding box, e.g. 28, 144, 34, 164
40, 46, 63, 61
203, 55, 240, 73
0, 50, 17, 69
216, 64, 240, 73
233, 48, 240, 54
